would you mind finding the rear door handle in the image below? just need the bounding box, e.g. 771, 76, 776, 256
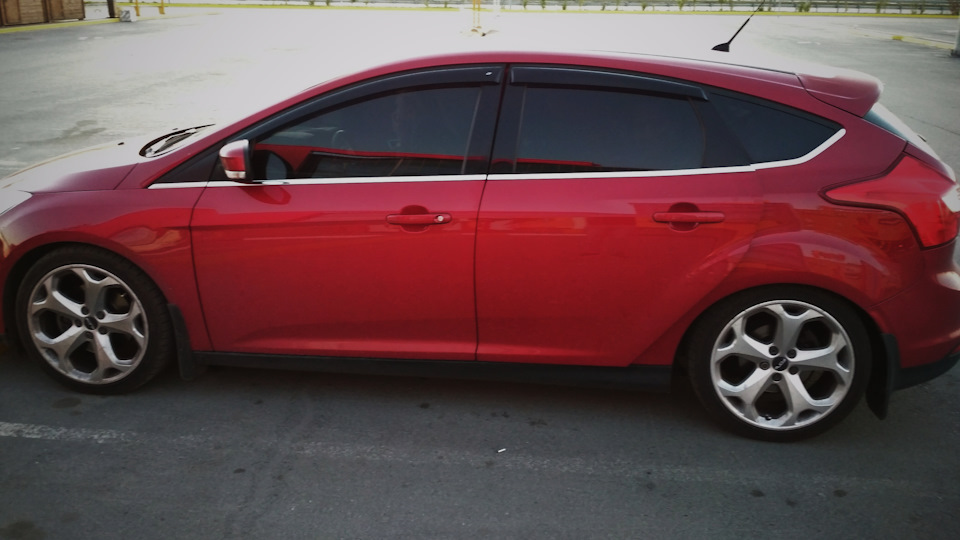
386, 213, 452, 226
652, 211, 725, 224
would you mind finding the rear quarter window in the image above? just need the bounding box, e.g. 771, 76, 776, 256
710, 93, 841, 164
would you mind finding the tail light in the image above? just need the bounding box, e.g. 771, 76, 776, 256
824, 155, 960, 248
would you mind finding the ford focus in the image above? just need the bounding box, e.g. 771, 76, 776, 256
1, 50, 958, 441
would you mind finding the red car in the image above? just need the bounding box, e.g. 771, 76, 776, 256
1, 50, 958, 441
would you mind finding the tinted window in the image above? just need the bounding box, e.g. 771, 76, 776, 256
710, 94, 840, 164
252, 86, 481, 180
511, 87, 704, 174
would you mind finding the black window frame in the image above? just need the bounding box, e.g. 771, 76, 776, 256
490, 65, 722, 175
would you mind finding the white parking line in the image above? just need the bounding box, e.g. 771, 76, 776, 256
0, 421, 134, 444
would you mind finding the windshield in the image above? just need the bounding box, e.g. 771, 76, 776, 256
140, 125, 211, 157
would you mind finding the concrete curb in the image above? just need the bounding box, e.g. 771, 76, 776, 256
891, 34, 956, 50
0, 17, 118, 34
0, 7, 210, 34
850, 27, 956, 51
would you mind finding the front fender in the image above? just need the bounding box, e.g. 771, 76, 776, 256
0, 188, 211, 351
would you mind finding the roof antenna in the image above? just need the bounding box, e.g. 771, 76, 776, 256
712, 1, 766, 53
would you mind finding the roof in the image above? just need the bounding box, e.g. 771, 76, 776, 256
339, 47, 883, 118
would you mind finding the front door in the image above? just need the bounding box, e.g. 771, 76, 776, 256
192, 68, 502, 360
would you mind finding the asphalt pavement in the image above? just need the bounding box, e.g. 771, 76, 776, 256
1, 9, 959, 539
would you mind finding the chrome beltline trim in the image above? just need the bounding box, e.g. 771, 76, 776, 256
753, 128, 846, 170
487, 165, 756, 182
149, 174, 488, 189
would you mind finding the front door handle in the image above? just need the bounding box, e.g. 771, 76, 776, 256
386, 213, 452, 226
652, 211, 725, 224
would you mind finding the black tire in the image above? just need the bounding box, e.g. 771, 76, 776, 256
15, 246, 173, 394
685, 286, 871, 442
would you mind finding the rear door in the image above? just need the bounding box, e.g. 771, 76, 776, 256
191, 66, 502, 360
475, 66, 764, 366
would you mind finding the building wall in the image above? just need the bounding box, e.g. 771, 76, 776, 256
2, 0, 46, 25
1, 0, 84, 25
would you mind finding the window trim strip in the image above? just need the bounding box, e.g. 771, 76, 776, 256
148, 174, 489, 189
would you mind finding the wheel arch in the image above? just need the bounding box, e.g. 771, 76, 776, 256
673, 282, 890, 420
2, 242, 66, 353
2, 241, 182, 352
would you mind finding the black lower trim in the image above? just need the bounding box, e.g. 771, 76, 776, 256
894, 349, 960, 391
867, 333, 960, 420
193, 351, 673, 391
168, 304, 205, 381
866, 333, 898, 420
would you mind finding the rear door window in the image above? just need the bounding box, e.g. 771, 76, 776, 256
511, 86, 705, 174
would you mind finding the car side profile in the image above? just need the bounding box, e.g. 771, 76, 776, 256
1, 50, 958, 441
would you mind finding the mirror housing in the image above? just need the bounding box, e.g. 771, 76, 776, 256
219, 140, 253, 182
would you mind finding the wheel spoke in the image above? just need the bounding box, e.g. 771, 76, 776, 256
717, 368, 775, 421
89, 333, 135, 383
792, 333, 853, 385
99, 302, 146, 342
716, 317, 769, 363
30, 283, 84, 320
768, 303, 822, 351
77, 268, 122, 314
33, 324, 87, 372
777, 372, 835, 427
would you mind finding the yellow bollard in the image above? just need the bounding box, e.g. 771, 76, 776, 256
159, 0, 165, 15
134, 0, 140, 17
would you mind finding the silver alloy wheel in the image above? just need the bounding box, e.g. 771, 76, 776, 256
26, 264, 148, 385
710, 300, 854, 431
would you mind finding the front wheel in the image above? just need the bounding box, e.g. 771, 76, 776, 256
686, 287, 871, 442
15, 246, 173, 394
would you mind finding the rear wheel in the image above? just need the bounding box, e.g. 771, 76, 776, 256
686, 287, 871, 441
15, 246, 173, 394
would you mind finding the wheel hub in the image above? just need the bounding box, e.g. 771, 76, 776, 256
83, 316, 99, 331
772, 356, 789, 371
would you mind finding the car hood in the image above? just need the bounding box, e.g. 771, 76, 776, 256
0, 138, 147, 194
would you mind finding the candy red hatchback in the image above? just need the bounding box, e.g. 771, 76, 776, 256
1, 50, 958, 441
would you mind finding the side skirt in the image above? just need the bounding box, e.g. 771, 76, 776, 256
192, 351, 673, 392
